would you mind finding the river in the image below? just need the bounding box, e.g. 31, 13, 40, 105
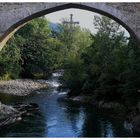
0, 72, 133, 137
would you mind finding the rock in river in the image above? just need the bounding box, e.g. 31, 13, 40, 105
0, 102, 39, 129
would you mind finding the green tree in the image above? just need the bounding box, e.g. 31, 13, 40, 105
82, 16, 129, 100
0, 35, 22, 80
0, 17, 65, 79
16, 18, 64, 78
59, 22, 92, 95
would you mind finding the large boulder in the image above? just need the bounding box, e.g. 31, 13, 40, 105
0, 102, 18, 120
0, 102, 21, 128
0, 102, 39, 128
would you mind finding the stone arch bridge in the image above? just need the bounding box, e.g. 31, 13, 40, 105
0, 2, 140, 50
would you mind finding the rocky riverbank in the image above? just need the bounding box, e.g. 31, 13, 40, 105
0, 79, 48, 129
0, 79, 48, 96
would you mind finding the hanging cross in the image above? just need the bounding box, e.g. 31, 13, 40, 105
63, 14, 79, 32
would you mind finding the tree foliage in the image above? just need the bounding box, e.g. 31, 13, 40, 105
0, 15, 140, 105
61, 16, 140, 104
0, 18, 64, 79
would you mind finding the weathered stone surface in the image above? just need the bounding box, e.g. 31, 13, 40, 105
0, 3, 140, 50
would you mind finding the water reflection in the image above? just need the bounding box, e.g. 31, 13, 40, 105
59, 102, 85, 137
58, 100, 132, 137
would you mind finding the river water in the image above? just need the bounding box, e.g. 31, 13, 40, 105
0, 72, 133, 137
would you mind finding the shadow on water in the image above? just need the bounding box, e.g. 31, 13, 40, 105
0, 93, 26, 105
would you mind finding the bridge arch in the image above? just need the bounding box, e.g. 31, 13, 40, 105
0, 3, 139, 50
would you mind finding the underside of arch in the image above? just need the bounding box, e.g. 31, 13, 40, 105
0, 3, 139, 50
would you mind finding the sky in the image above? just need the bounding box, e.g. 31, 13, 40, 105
45, 8, 129, 36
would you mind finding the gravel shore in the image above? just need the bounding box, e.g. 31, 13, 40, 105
0, 79, 48, 96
